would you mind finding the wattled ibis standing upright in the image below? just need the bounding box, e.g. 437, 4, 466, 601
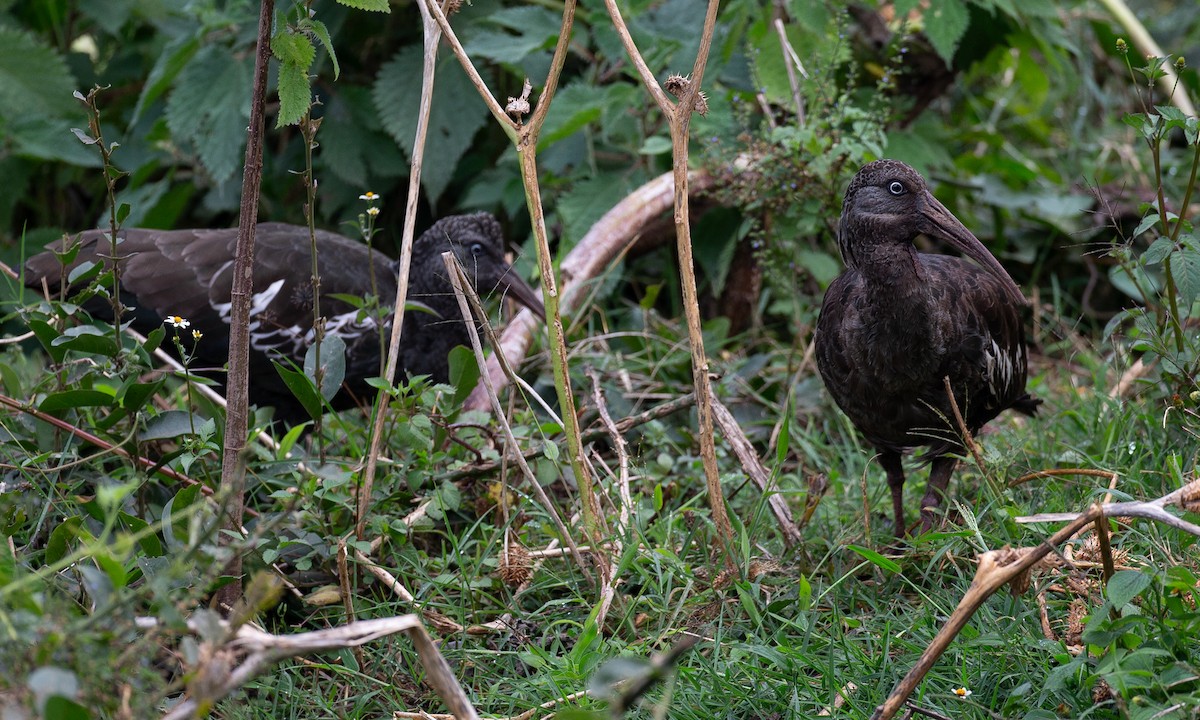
25, 212, 545, 424
814, 160, 1040, 536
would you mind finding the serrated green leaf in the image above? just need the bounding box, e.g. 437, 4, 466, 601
924, 0, 970, 66
557, 176, 631, 251
1106, 569, 1153, 608
305, 19, 339, 79
165, 45, 251, 183
372, 46, 487, 204
1141, 237, 1174, 265
1171, 247, 1200, 309
0, 27, 80, 119
275, 60, 312, 128
271, 31, 316, 68
538, 82, 605, 149
132, 35, 201, 123
464, 6, 562, 65
337, 0, 390, 11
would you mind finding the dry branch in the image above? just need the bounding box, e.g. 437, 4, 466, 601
871, 478, 1200, 720
710, 396, 802, 547
466, 169, 716, 409
144, 614, 478, 720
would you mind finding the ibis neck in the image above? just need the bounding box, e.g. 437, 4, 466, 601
852, 243, 928, 300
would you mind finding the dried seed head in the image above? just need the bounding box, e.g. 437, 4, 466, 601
498, 542, 532, 587
506, 78, 533, 121
664, 73, 709, 116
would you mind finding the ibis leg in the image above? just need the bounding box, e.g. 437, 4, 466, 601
919, 456, 959, 532
879, 452, 907, 537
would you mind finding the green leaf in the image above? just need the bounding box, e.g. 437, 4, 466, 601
638, 135, 672, 155
271, 30, 316, 68
117, 378, 164, 412
28, 319, 66, 363
538, 83, 604, 149
132, 35, 201, 123
1172, 247, 1200, 309
336, 0, 390, 11
304, 19, 339, 79
447, 345, 480, 407
304, 334, 346, 402
165, 45, 251, 183
162, 485, 201, 550
275, 60, 312, 128
924, 0, 970, 66
39, 390, 114, 413
140, 411, 200, 441
51, 325, 120, 357
0, 28, 80, 119
372, 46, 488, 204
28, 668, 84, 718
464, 6, 562, 65
845, 544, 901, 573
119, 511, 163, 557
274, 361, 323, 420
45, 517, 85, 565
1141, 237, 1174, 265
1106, 569, 1153, 608
557, 175, 631, 251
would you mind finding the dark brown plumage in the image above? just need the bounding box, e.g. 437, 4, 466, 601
814, 160, 1039, 536
25, 213, 544, 423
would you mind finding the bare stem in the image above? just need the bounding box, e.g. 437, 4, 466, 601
357, 1, 441, 540
218, 0, 275, 610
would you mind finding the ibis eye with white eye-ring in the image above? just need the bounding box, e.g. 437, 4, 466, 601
888, 181, 905, 195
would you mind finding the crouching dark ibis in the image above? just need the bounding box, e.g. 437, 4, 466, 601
814, 160, 1040, 536
25, 212, 545, 424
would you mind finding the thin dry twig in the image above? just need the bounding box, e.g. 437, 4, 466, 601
358, 0, 443, 540
587, 368, 630, 626
942, 375, 986, 474
144, 613, 478, 720
1010, 467, 1119, 488
442, 252, 592, 582
601, 0, 734, 566
872, 478, 1200, 720
710, 396, 803, 547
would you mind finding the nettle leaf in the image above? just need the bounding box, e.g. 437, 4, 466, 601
165, 45, 251, 183
275, 60, 312, 128
538, 83, 604, 149
1172, 245, 1200, 309
133, 35, 201, 123
271, 30, 316, 68
0, 27, 79, 120
304, 19, 340, 79
924, 0, 970, 66
464, 6, 562, 65
336, 0, 390, 11
372, 46, 487, 205
1141, 237, 1174, 266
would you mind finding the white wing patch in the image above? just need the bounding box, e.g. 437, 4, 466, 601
211, 279, 384, 360
981, 336, 1022, 405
